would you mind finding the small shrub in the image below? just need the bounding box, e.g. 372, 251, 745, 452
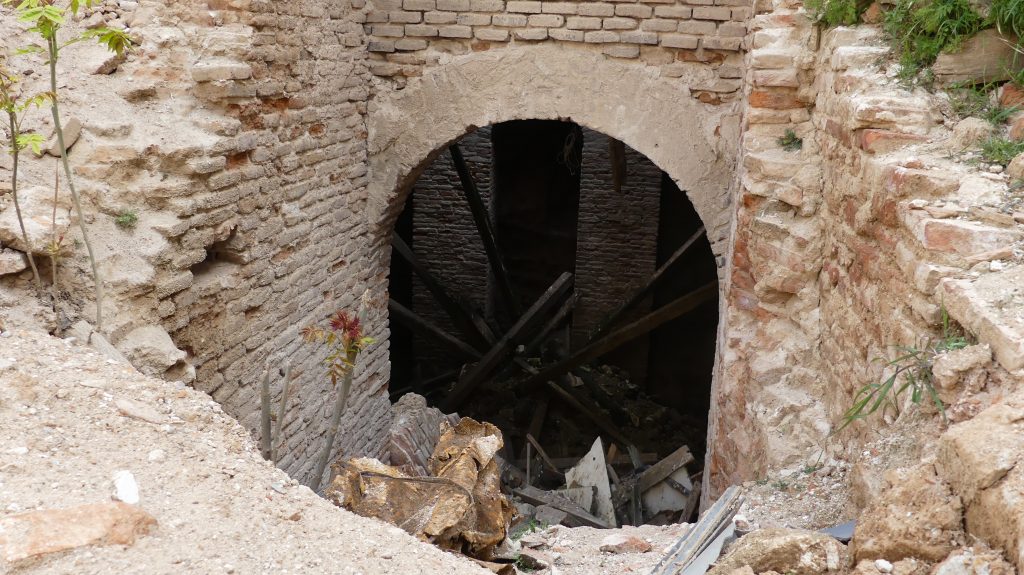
949, 83, 1019, 124
778, 129, 803, 152
883, 0, 985, 81
115, 210, 138, 229
836, 308, 969, 433
980, 135, 1024, 165
991, 0, 1024, 38
805, 0, 866, 26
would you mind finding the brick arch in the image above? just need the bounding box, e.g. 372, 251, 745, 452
364, 43, 744, 503
365, 43, 741, 254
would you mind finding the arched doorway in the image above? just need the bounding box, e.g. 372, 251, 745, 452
363, 44, 741, 507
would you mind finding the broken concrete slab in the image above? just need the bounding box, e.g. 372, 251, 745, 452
565, 437, 617, 527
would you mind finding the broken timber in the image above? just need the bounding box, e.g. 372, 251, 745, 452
391, 232, 490, 350
612, 444, 695, 508
522, 280, 718, 394
442, 272, 574, 411
449, 143, 521, 318
589, 226, 706, 343
513, 485, 610, 529
387, 299, 481, 361
649, 486, 743, 575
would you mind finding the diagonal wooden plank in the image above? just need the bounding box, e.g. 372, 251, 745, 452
391, 232, 490, 350
388, 299, 481, 361
441, 272, 573, 411
588, 226, 706, 343
449, 143, 522, 318
522, 280, 718, 395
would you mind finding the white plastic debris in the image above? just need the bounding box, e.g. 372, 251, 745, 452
113, 470, 140, 504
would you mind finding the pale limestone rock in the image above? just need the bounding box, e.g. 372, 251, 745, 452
948, 117, 994, 152
932, 546, 1015, 575
934, 30, 1024, 86
852, 464, 964, 563
707, 528, 847, 575
39, 117, 83, 157
0, 502, 156, 563
67, 320, 129, 363
933, 344, 992, 391
1007, 152, 1024, 180
0, 185, 71, 255
115, 325, 186, 377
115, 398, 168, 425
0, 248, 27, 276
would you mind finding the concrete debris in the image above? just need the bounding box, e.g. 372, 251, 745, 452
326, 417, 514, 561
706, 528, 847, 575
564, 437, 616, 527
0, 185, 71, 255
599, 533, 652, 554
852, 463, 965, 563
67, 320, 130, 363
0, 502, 156, 564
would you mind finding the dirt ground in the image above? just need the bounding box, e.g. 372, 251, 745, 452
0, 328, 492, 575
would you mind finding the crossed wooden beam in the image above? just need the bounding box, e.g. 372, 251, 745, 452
388, 142, 717, 447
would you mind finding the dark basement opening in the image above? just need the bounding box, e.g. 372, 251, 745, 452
387, 119, 719, 524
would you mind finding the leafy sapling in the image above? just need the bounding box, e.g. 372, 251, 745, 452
0, 61, 47, 294
4, 0, 133, 333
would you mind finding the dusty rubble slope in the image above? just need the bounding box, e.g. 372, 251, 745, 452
0, 329, 490, 575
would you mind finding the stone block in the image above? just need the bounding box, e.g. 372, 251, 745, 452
474, 27, 510, 41
527, 13, 563, 26
0, 248, 27, 276
507, 0, 542, 12
542, 1, 577, 14
567, 15, 601, 29
548, 27, 584, 41
661, 33, 699, 49
933, 30, 1024, 86
693, 6, 732, 20
857, 129, 927, 154
919, 218, 1022, 259
602, 17, 637, 30
514, 27, 548, 40
492, 13, 527, 26
939, 267, 1024, 371
619, 30, 658, 45
578, 2, 614, 16
603, 44, 640, 58
584, 30, 619, 43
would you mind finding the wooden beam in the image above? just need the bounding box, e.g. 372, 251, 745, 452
515, 452, 658, 470
543, 379, 635, 448
638, 445, 695, 493
526, 433, 563, 477
523, 280, 718, 394
388, 299, 481, 361
521, 291, 579, 359
449, 143, 521, 318
391, 233, 490, 350
441, 272, 573, 411
513, 485, 610, 529
589, 226, 706, 342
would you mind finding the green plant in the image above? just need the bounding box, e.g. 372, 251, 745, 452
114, 209, 138, 229
836, 308, 969, 433
772, 480, 790, 491
0, 62, 46, 294
949, 83, 1019, 124
980, 135, 1024, 165
991, 0, 1024, 38
805, 0, 867, 26
303, 305, 375, 492
883, 0, 985, 81
5, 0, 133, 333
778, 129, 803, 152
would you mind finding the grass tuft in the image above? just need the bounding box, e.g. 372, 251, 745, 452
981, 136, 1024, 165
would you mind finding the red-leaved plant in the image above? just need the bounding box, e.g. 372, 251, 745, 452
301, 310, 375, 387
303, 309, 374, 491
